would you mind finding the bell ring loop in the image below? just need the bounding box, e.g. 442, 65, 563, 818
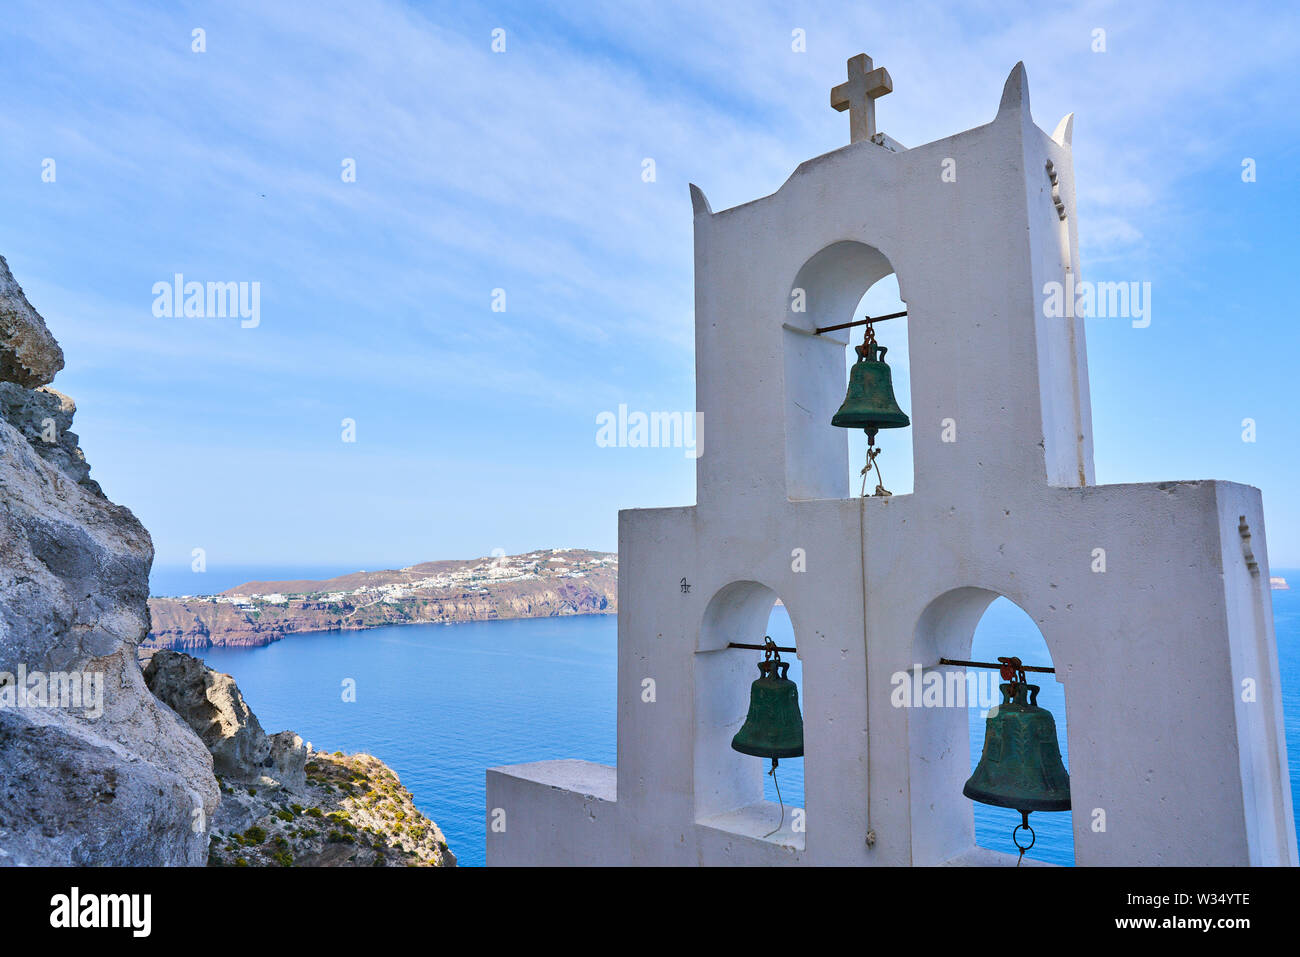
1012, 821, 1036, 853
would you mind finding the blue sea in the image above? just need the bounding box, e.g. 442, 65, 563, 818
194, 570, 1300, 867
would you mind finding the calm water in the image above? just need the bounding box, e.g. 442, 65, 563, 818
201, 615, 618, 867
197, 573, 1300, 867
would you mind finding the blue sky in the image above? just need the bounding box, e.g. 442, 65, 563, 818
2, 0, 1298, 576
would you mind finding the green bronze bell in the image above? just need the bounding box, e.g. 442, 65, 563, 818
964, 680, 1071, 813
831, 332, 910, 445
731, 643, 804, 761
964, 665, 1070, 861
964, 660, 1070, 862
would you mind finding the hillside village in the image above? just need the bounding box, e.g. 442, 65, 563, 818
144, 549, 618, 651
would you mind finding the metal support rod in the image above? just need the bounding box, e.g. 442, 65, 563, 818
814, 309, 908, 335
728, 642, 797, 654
938, 657, 1056, 674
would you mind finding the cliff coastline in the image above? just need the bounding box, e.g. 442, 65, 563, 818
144, 549, 617, 652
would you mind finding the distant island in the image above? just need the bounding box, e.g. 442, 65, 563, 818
143, 548, 617, 652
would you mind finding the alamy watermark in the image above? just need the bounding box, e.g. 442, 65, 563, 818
890, 664, 1009, 714
0, 666, 103, 719
152, 274, 260, 328
50, 887, 150, 937
1042, 276, 1151, 328
596, 404, 702, 459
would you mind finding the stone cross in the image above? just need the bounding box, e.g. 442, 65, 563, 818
831, 53, 893, 143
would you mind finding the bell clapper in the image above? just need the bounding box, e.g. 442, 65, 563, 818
1012, 810, 1036, 867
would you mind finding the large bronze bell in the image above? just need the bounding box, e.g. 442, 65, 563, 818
831, 329, 910, 445
964, 658, 1070, 859
731, 640, 804, 761
964, 681, 1071, 812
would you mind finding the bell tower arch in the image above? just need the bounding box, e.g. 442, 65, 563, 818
909, 587, 1074, 865
693, 581, 807, 847
783, 241, 903, 501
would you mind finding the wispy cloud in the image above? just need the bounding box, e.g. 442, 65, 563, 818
1, 0, 1297, 563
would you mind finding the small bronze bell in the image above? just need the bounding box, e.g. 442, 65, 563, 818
731, 639, 804, 761
964, 657, 1070, 861
831, 324, 910, 446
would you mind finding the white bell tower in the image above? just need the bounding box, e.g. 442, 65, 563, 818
487, 58, 1297, 867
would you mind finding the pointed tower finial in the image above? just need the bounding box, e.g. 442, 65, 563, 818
996, 61, 1031, 120
1052, 112, 1074, 147
689, 183, 712, 217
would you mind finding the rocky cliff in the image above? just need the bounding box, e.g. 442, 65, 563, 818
0, 255, 218, 865
144, 549, 617, 651
0, 256, 453, 867
146, 650, 454, 866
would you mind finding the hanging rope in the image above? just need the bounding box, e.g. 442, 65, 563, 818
763, 759, 785, 838
857, 333, 886, 847
861, 446, 891, 497
859, 448, 877, 848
